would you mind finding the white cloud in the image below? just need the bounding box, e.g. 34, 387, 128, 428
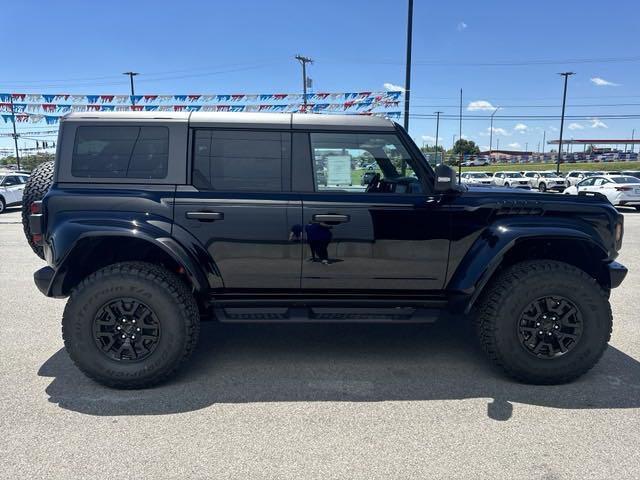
568, 122, 585, 130
479, 127, 510, 137
590, 118, 608, 129
508, 142, 521, 149
457, 21, 468, 31
383, 82, 405, 92
490, 127, 509, 136
421, 135, 442, 144
514, 123, 528, 133
467, 100, 496, 111
590, 77, 620, 87
548, 126, 559, 132
480, 145, 490, 151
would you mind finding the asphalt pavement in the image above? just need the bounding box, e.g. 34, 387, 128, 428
1, 206, 639, 479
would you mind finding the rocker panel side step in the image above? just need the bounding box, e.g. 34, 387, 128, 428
213, 306, 446, 323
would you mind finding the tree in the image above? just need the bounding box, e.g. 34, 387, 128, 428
0, 152, 54, 172
451, 139, 480, 156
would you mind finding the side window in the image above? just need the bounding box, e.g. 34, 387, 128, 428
5, 176, 20, 186
593, 178, 606, 186
192, 130, 288, 192
72, 126, 169, 179
579, 177, 595, 187
309, 132, 422, 194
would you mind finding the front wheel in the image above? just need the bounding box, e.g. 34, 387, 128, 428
62, 262, 200, 388
475, 260, 612, 384
538, 182, 547, 192
0, 196, 5, 214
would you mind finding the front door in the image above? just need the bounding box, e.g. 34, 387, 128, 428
298, 131, 450, 291
173, 128, 302, 290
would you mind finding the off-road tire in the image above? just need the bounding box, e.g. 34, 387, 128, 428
21, 161, 54, 259
475, 260, 612, 384
62, 262, 200, 389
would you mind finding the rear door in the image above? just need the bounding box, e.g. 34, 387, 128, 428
173, 128, 302, 290
293, 130, 450, 291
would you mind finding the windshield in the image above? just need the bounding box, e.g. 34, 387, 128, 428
613, 176, 640, 184
538, 172, 559, 178
505, 172, 524, 178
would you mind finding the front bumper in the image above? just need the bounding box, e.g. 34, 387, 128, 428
608, 261, 628, 289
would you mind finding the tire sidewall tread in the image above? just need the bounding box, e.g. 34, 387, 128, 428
62, 261, 200, 389
475, 260, 612, 384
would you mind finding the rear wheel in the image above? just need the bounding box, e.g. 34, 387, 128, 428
21, 161, 54, 259
62, 262, 200, 389
475, 260, 612, 384
0, 196, 5, 214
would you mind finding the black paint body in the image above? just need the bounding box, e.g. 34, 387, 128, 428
32, 113, 627, 318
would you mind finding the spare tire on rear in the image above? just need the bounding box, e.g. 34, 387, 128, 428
21, 161, 54, 259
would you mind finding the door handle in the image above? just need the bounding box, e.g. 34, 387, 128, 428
313, 214, 350, 223
186, 211, 224, 221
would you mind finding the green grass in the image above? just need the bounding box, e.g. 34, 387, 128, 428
459, 161, 640, 174
346, 161, 640, 185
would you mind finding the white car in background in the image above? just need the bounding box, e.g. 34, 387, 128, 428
460, 171, 493, 186
564, 170, 593, 187
492, 171, 531, 189
563, 175, 640, 210
522, 171, 566, 192
0, 173, 30, 214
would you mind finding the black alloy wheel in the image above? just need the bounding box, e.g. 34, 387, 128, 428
92, 297, 161, 362
517, 296, 583, 359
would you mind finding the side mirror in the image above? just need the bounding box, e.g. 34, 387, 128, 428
434, 164, 458, 193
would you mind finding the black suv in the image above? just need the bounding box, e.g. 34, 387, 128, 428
23, 112, 627, 389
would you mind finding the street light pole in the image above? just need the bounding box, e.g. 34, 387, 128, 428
123, 71, 139, 106
295, 55, 313, 112
403, 0, 413, 132
434, 111, 442, 164
489, 107, 499, 154
556, 72, 575, 174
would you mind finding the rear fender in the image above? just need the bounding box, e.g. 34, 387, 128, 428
45, 215, 214, 297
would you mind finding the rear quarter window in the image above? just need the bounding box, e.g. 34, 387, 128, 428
71, 126, 169, 179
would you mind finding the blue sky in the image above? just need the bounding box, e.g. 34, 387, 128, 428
2, 0, 640, 153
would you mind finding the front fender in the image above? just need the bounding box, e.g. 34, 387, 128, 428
446, 218, 609, 313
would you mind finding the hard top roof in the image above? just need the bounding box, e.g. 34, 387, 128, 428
61, 111, 397, 131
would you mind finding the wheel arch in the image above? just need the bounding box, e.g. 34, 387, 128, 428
447, 227, 611, 314
49, 233, 210, 297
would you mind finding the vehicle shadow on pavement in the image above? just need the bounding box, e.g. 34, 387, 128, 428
39, 319, 640, 420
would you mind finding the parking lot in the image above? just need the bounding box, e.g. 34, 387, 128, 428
1, 205, 639, 479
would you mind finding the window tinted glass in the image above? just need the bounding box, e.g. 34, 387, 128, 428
579, 177, 595, 186
72, 126, 169, 179
192, 130, 287, 191
309, 132, 422, 194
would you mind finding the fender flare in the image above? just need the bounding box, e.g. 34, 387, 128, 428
447, 224, 609, 314
46, 220, 212, 297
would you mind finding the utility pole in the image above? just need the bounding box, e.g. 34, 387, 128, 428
489, 107, 499, 153
434, 111, 442, 164
458, 88, 463, 180
452, 134, 457, 148
123, 71, 139, 106
295, 55, 313, 112
403, 0, 413, 132
556, 72, 575, 174
525, 142, 528, 153
401, 0, 414, 175
9, 96, 20, 170
542, 130, 546, 156
631, 128, 635, 153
